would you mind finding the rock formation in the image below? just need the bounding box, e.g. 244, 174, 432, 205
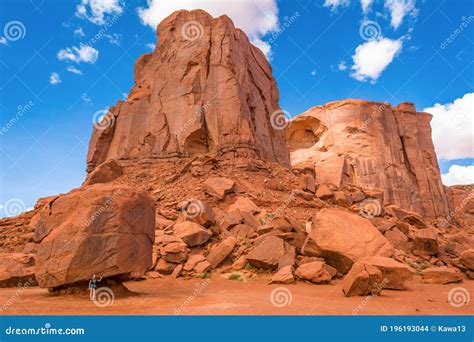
286, 99, 449, 217
87, 9, 290, 173
0, 9, 472, 301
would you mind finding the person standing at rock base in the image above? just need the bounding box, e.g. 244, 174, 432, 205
89, 275, 102, 301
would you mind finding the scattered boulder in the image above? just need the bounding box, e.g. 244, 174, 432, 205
271, 266, 294, 284
420, 266, 463, 284
171, 264, 183, 278
206, 236, 237, 268
184, 255, 211, 274
83, 159, 122, 186
203, 177, 235, 200
246, 236, 293, 270
155, 259, 176, 275
161, 240, 188, 263
228, 197, 260, 214
359, 256, 414, 290
316, 184, 333, 201
295, 261, 336, 283
412, 228, 439, 256
445, 231, 474, 257
33, 184, 155, 288
301, 208, 393, 273
0, 253, 37, 287
384, 228, 409, 251
342, 262, 384, 297
173, 221, 212, 247
460, 249, 474, 270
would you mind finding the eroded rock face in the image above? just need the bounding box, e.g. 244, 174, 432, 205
286, 99, 449, 217
87, 9, 290, 173
33, 184, 155, 288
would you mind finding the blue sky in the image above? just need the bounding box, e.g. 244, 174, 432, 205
0, 0, 473, 216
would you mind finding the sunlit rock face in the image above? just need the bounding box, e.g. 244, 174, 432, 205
286, 99, 449, 217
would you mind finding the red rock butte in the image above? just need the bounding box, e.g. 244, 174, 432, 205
87, 9, 290, 173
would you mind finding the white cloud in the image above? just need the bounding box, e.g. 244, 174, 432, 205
81, 93, 92, 104
49, 72, 61, 85
338, 61, 347, 71
323, 0, 350, 11
361, 0, 374, 14
104, 33, 121, 45
146, 43, 156, 50
0, 37, 7, 45
442, 165, 474, 186
423, 93, 474, 160
74, 27, 85, 37
67, 66, 83, 75
76, 0, 123, 25
384, 0, 417, 29
350, 37, 402, 82
57, 44, 99, 64
136, 0, 279, 59
251, 38, 272, 59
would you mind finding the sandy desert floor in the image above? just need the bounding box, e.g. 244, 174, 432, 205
0, 276, 472, 315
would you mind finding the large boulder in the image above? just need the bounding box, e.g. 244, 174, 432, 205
301, 208, 393, 273
460, 249, 474, 271
33, 184, 155, 288
246, 236, 293, 270
203, 177, 235, 200
0, 253, 37, 287
359, 256, 414, 290
206, 236, 237, 268
411, 227, 439, 256
173, 221, 212, 247
342, 262, 384, 297
420, 266, 463, 284
295, 261, 336, 283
